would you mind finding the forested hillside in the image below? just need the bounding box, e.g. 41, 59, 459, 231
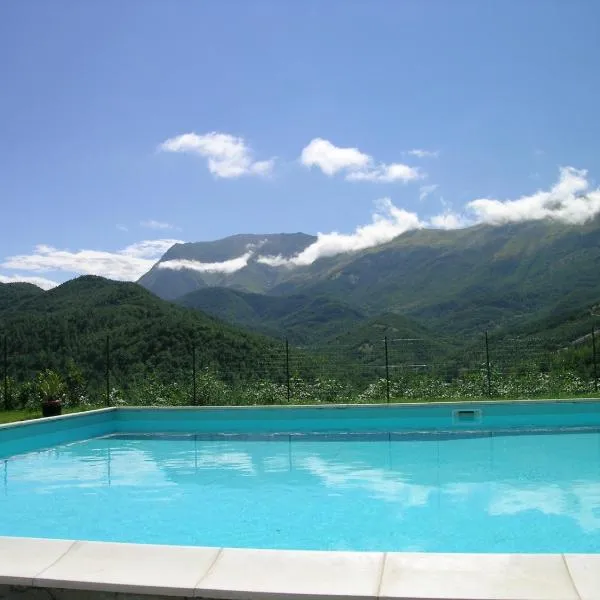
176, 287, 366, 344
0, 276, 284, 397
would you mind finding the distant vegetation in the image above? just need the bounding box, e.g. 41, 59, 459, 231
1, 274, 598, 411
0, 277, 286, 408
175, 287, 366, 344
3, 216, 600, 411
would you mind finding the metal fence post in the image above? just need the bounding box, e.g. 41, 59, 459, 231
592, 328, 598, 393
3, 336, 8, 410
105, 335, 110, 407
384, 336, 390, 403
285, 338, 291, 402
192, 345, 197, 405
485, 331, 492, 397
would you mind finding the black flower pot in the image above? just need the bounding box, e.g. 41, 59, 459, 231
42, 400, 62, 417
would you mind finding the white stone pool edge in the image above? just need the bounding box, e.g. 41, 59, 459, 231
0, 537, 598, 600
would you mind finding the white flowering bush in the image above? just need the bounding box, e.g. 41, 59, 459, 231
2, 362, 598, 412
193, 368, 229, 406
236, 380, 287, 405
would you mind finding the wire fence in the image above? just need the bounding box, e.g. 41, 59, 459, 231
1, 329, 598, 411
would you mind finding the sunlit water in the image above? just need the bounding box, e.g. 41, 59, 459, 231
1, 431, 600, 552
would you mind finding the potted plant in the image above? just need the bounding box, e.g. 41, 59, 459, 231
37, 369, 66, 417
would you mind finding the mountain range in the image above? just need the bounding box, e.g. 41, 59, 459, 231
3, 214, 600, 405
138, 217, 600, 342
2, 216, 599, 397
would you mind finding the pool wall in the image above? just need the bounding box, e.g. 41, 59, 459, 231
0, 408, 115, 459
113, 399, 600, 434
2, 399, 600, 459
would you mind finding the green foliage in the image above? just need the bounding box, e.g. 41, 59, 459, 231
194, 368, 229, 405
121, 375, 190, 406
236, 380, 288, 405
1, 268, 599, 412
64, 359, 87, 406
176, 288, 366, 344
35, 369, 66, 403
1, 366, 598, 410
0, 282, 43, 313
0, 275, 284, 402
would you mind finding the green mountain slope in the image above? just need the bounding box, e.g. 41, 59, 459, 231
176, 287, 366, 344
495, 300, 600, 346
0, 276, 284, 395
273, 218, 600, 335
0, 281, 44, 313
326, 312, 455, 371
330, 312, 441, 346
135, 217, 600, 341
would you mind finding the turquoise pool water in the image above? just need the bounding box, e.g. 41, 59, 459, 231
1, 404, 600, 552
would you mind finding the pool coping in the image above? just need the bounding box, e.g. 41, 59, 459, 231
2, 396, 600, 432
0, 536, 598, 599
0, 406, 116, 430
116, 396, 600, 410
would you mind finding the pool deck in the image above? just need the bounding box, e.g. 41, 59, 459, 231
0, 536, 599, 599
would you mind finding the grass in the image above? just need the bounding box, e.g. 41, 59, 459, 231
0, 409, 40, 424
0, 405, 103, 425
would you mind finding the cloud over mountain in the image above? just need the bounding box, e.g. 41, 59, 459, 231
467, 166, 600, 225
258, 199, 423, 267
158, 251, 254, 274
4, 167, 600, 285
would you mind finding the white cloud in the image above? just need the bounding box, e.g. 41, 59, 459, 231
300, 138, 421, 183
346, 163, 422, 183
300, 138, 371, 175
408, 149, 439, 159
257, 198, 423, 267
116, 224, 129, 232
468, 166, 600, 225
428, 211, 467, 230
419, 184, 439, 201
0, 274, 59, 290
120, 239, 182, 259
158, 251, 253, 274
141, 220, 177, 230
1, 239, 182, 282
159, 132, 274, 179
4, 167, 599, 284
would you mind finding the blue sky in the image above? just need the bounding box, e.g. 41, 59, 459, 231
2, 0, 600, 287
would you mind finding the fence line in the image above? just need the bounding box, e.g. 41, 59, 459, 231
3, 336, 8, 410
1, 329, 599, 410
593, 328, 598, 393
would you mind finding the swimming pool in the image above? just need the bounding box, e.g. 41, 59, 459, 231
1, 401, 600, 553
